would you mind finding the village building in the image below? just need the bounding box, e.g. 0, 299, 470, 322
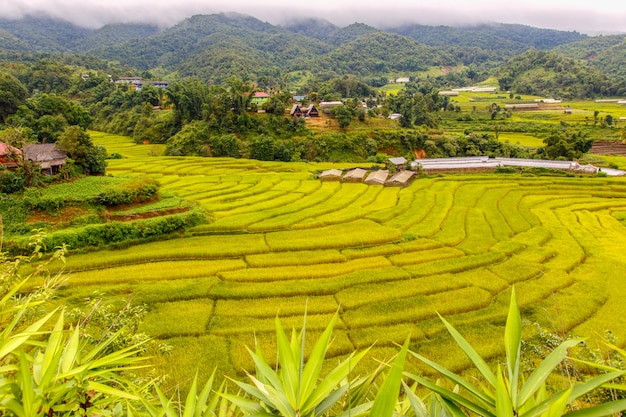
250, 92, 270, 106
364, 170, 389, 185
388, 156, 407, 170
438, 91, 459, 96
395, 77, 410, 83
0, 142, 22, 169
386, 170, 416, 187
504, 103, 539, 110
290, 104, 319, 117
319, 169, 343, 181
342, 168, 368, 183
24, 143, 67, 175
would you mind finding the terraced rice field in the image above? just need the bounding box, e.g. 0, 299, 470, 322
59, 131, 626, 386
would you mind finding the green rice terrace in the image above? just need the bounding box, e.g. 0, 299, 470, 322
22, 131, 626, 391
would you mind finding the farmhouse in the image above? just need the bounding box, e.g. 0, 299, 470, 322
0, 142, 22, 169
319, 169, 343, 181
386, 170, 415, 187
438, 91, 459, 96
290, 104, 319, 117
24, 143, 67, 175
342, 168, 368, 183
251, 92, 270, 105
388, 156, 407, 170
364, 170, 389, 185
395, 77, 410, 83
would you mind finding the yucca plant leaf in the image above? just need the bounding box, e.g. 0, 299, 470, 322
504, 287, 522, 406
562, 399, 626, 417
402, 381, 428, 417
314, 384, 350, 416
301, 348, 368, 413
438, 313, 497, 388
18, 350, 38, 417
517, 338, 582, 407
232, 378, 273, 405
496, 365, 514, 417
408, 374, 496, 417
195, 369, 217, 417
181, 373, 199, 417
275, 316, 299, 407
334, 401, 373, 417
408, 351, 495, 409
0, 308, 57, 358
87, 380, 141, 401
299, 313, 337, 405
246, 346, 284, 394
371, 335, 410, 417
219, 393, 271, 415
520, 371, 624, 417
60, 325, 81, 374
542, 388, 572, 417
440, 396, 474, 417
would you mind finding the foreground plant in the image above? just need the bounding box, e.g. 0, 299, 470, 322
0, 234, 149, 416
406, 287, 626, 417
223, 313, 371, 417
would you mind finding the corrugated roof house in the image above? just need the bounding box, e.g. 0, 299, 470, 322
319, 169, 343, 181
0, 142, 22, 169
342, 168, 368, 183
365, 170, 389, 185
386, 170, 415, 187
24, 143, 67, 175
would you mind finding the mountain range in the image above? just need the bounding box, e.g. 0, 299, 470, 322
1, 12, 625, 89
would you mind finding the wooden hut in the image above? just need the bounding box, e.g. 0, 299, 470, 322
342, 168, 367, 183
319, 169, 343, 181
386, 170, 416, 187
364, 170, 389, 185
24, 143, 67, 175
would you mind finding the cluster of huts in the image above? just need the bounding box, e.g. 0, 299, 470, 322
319, 155, 625, 185
319, 167, 417, 187
0, 142, 68, 175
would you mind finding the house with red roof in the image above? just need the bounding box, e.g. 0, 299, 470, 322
0, 142, 22, 169
250, 91, 270, 106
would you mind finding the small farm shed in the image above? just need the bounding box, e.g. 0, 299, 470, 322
386, 170, 416, 187
365, 170, 389, 185
319, 169, 343, 181
0, 142, 22, 169
342, 168, 368, 183
504, 103, 539, 110
24, 143, 67, 175
290, 104, 303, 116
303, 104, 319, 117
388, 156, 407, 170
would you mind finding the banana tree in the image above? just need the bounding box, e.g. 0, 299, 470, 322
406, 287, 626, 417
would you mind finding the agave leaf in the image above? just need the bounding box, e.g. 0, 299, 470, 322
517, 339, 582, 407
371, 335, 410, 417
334, 401, 373, 417
504, 287, 521, 405
181, 373, 199, 417
246, 346, 284, 394
195, 368, 217, 417
313, 384, 350, 416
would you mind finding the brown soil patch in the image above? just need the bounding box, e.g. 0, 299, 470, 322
106, 206, 189, 222
28, 206, 93, 225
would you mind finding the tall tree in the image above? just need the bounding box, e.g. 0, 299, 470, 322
0, 72, 28, 122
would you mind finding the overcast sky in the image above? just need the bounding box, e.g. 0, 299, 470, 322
1, 0, 625, 35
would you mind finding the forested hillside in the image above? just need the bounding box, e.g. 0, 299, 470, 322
0, 12, 597, 83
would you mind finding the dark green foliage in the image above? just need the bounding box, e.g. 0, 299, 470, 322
0, 72, 28, 122
543, 129, 593, 159
164, 121, 210, 156
497, 50, 621, 98
57, 126, 107, 174
209, 134, 240, 157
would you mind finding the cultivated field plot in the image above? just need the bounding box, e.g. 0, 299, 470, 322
64, 132, 626, 385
